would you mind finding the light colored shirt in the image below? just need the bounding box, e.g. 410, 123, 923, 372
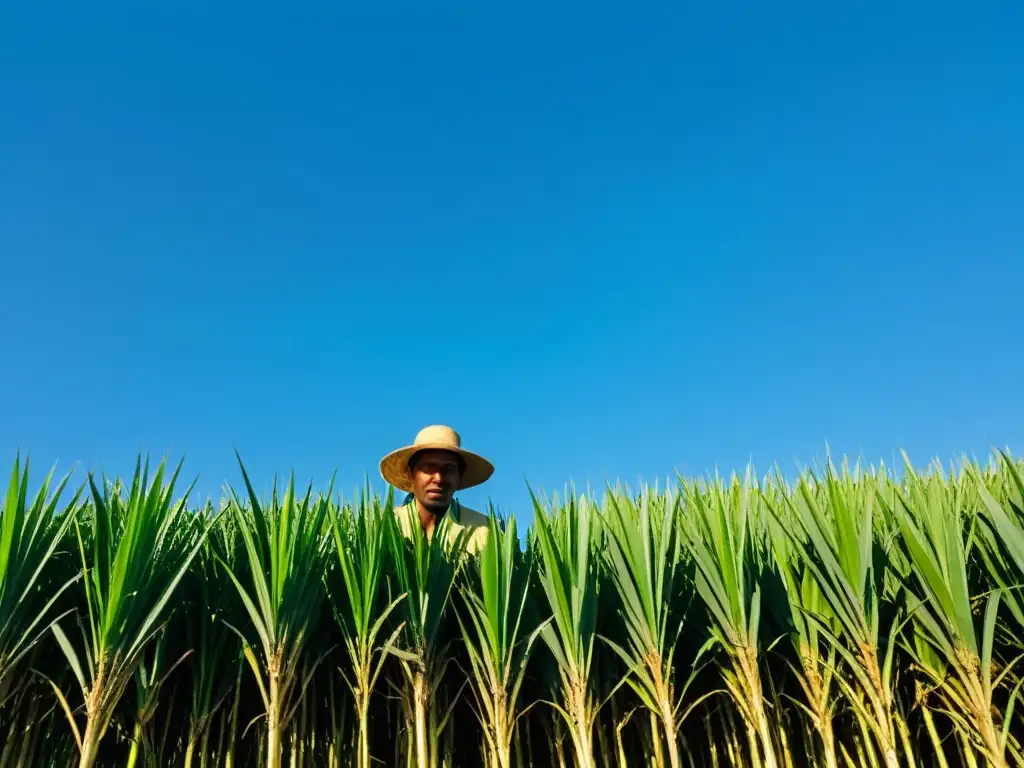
393, 499, 489, 556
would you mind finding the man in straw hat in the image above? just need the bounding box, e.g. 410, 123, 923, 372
379, 425, 493, 554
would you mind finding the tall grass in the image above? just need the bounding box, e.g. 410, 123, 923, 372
328, 486, 401, 768
0, 454, 80, 709
681, 473, 779, 768
218, 463, 332, 768
530, 493, 602, 768
388, 505, 470, 768
455, 512, 545, 768
1, 448, 1024, 767
49, 458, 214, 768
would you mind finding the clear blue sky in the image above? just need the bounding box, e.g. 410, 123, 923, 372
2, 3, 1022, 521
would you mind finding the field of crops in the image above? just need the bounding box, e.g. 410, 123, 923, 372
2, 449, 1024, 768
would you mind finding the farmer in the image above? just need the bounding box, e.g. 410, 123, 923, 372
379, 424, 492, 554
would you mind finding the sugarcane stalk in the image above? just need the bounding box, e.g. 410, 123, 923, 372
413, 670, 430, 768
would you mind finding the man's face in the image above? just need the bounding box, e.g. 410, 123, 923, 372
410, 450, 461, 512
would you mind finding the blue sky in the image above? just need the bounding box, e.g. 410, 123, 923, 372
2, 3, 1022, 521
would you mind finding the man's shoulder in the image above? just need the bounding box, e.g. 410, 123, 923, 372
456, 504, 490, 528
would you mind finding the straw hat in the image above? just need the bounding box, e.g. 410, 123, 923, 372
379, 425, 494, 493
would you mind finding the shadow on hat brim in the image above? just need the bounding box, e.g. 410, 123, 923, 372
379, 444, 494, 493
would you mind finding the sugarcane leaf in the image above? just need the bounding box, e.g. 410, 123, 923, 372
51, 622, 87, 696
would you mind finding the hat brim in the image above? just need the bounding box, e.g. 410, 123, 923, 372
379, 443, 494, 493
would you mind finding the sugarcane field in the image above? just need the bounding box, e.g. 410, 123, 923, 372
2, 446, 1023, 768
4, 4, 1021, 768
